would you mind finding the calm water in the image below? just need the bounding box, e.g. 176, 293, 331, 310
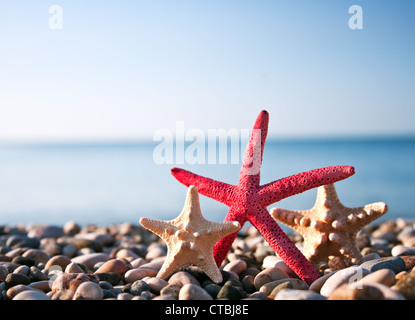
0, 137, 414, 227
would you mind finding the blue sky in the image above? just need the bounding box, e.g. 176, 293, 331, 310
0, 0, 414, 142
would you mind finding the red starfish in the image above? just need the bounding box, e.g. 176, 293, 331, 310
171, 110, 355, 285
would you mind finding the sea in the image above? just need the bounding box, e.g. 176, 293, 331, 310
0, 137, 414, 229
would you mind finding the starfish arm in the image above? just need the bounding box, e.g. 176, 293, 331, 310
139, 217, 174, 240
269, 208, 306, 230
248, 207, 320, 285
349, 201, 388, 229
171, 168, 235, 206
259, 165, 355, 206
239, 110, 269, 180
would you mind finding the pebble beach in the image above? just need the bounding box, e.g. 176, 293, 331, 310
1, 218, 415, 301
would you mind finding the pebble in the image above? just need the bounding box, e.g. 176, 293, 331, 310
392, 245, 415, 256
5, 273, 31, 289
360, 256, 406, 274
45, 255, 72, 270
1, 218, 414, 300
129, 279, 150, 295
168, 271, 200, 286
179, 283, 213, 300
71, 253, 109, 270
394, 269, 415, 299
216, 282, 246, 300
259, 278, 308, 296
160, 284, 181, 299
274, 288, 326, 300
21, 249, 50, 265
52, 273, 99, 292
13, 289, 51, 300
320, 266, 371, 297
144, 277, 169, 295
359, 268, 396, 286
94, 258, 127, 275
223, 259, 247, 275
73, 281, 104, 300
65, 262, 85, 274
124, 268, 157, 283
254, 267, 288, 290
328, 282, 384, 300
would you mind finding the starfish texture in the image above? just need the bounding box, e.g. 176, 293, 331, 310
270, 183, 388, 265
139, 185, 241, 284
171, 110, 355, 285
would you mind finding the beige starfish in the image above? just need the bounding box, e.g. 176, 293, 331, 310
270, 183, 388, 265
139, 185, 241, 283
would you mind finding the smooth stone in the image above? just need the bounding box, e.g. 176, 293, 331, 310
223, 259, 247, 275
179, 283, 213, 300
360, 257, 406, 274
94, 258, 127, 275
168, 271, 200, 287
144, 277, 169, 295
12, 256, 35, 267
137, 257, 165, 272
27, 225, 64, 239
22, 249, 50, 265
45, 255, 72, 270
0, 265, 8, 281
129, 279, 150, 296
13, 289, 51, 300
28, 280, 51, 293
63, 221, 81, 236
73, 281, 104, 300
5, 273, 31, 288
160, 284, 181, 299
356, 281, 405, 300
68, 238, 103, 252
13, 265, 30, 276
124, 268, 157, 283
401, 255, 415, 270
310, 270, 339, 293
392, 245, 415, 256
274, 288, 326, 300
117, 292, 134, 300
130, 257, 147, 268
254, 267, 289, 290
204, 283, 221, 299
267, 279, 309, 296
361, 252, 382, 262
75, 232, 113, 246
360, 269, 396, 286
262, 256, 283, 269
62, 244, 78, 258
49, 289, 74, 300
216, 283, 246, 300
246, 291, 268, 300
328, 282, 384, 300
6, 284, 35, 299
241, 275, 256, 294
320, 266, 371, 297
394, 269, 415, 299
116, 248, 139, 260
6, 235, 40, 249
95, 272, 121, 286
29, 266, 48, 281
71, 253, 109, 270
65, 262, 85, 274
52, 273, 99, 292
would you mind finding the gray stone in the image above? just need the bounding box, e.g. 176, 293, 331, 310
274, 288, 326, 300
179, 283, 213, 300
360, 256, 406, 274
130, 279, 150, 296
